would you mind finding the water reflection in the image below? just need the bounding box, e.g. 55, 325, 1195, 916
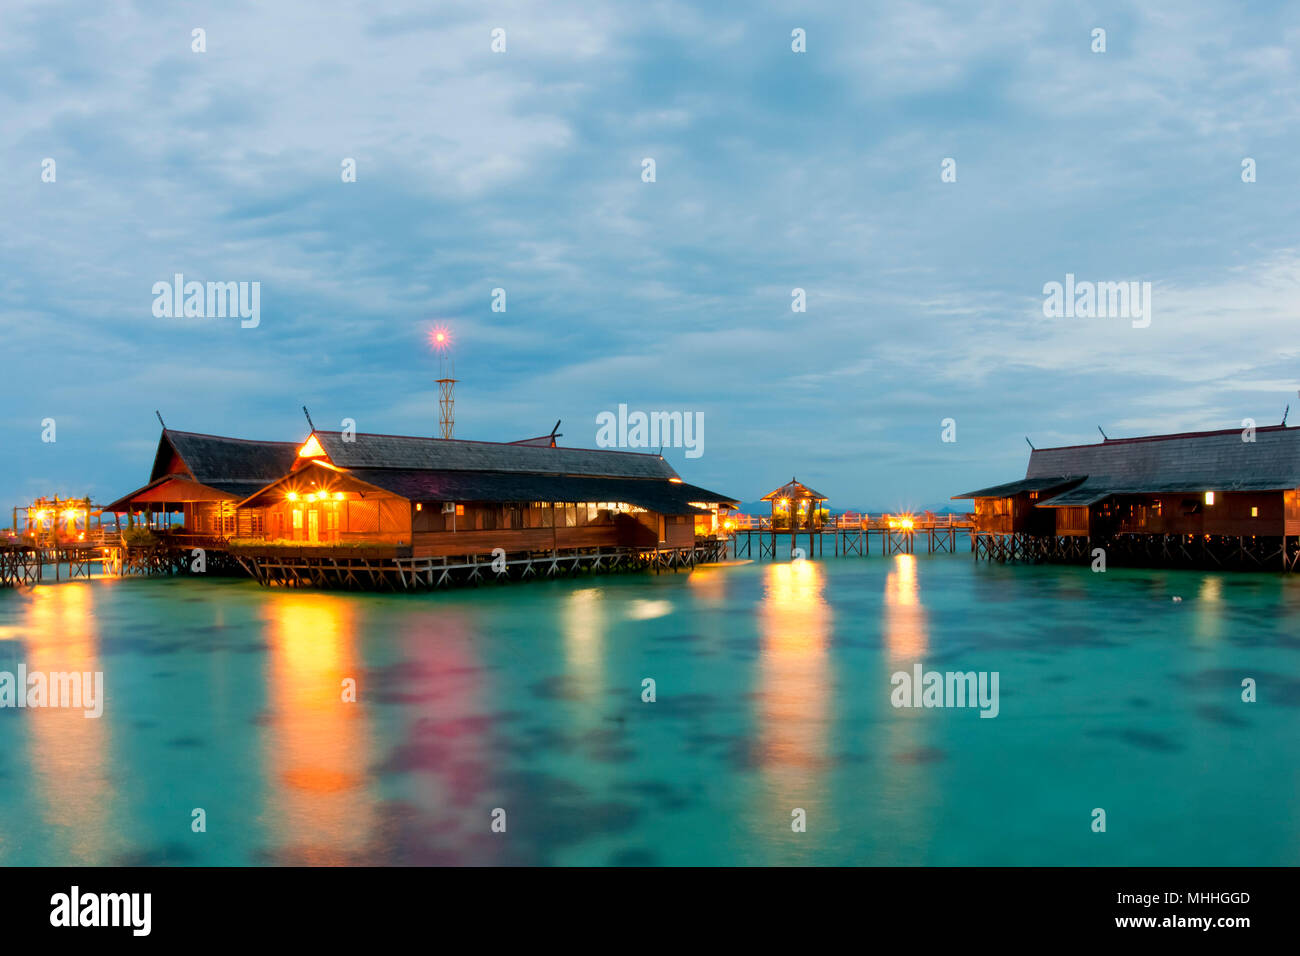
1192, 575, 1224, 646
686, 563, 730, 604
563, 588, 606, 693
263, 593, 373, 863
885, 555, 928, 661
20, 584, 117, 864
756, 560, 832, 771
879, 555, 934, 859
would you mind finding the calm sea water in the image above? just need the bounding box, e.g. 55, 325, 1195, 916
1, 554, 1297, 866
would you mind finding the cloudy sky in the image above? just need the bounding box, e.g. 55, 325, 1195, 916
3, 0, 1298, 515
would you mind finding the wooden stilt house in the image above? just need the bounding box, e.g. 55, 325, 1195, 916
956, 424, 1300, 568
235, 430, 738, 556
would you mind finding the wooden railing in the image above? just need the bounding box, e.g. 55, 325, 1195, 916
732, 513, 973, 532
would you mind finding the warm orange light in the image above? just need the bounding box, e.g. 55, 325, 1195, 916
669, 477, 683, 484
298, 434, 326, 458
334, 492, 344, 502
286, 491, 299, 502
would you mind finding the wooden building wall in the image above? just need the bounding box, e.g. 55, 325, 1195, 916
981, 491, 1294, 538
972, 494, 1056, 535
1095, 492, 1285, 537
259, 493, 411, 544
246, 494, 697, 553
409, 503, 691, 556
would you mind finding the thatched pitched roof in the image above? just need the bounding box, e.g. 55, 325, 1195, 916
760, 477, 827, 502
1027, 425, 1300, 493
306, 430, 682, 480
151, 430, 299, 484
103, 429, 301, 511
239, 460, 738, 514
953, 424, 1300, 503
953, 476, 1083, 500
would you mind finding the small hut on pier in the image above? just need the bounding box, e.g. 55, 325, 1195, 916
761, 478, 828, 531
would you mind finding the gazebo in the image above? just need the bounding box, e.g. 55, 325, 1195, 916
762, 477, 828, 530
761, 477, 828, 557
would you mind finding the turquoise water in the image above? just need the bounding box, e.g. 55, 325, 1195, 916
1, 555, 1297, 866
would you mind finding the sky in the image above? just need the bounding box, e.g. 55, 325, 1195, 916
3, 0, 1299, 516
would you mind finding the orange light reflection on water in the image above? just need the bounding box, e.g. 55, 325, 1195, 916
263, 592, 373, 863
18, 584, 116, 864
756, 561, 832, 772
885, 554, 928, 662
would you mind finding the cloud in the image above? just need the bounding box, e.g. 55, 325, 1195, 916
1, 0, 1299, 513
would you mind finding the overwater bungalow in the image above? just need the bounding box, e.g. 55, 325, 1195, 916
99, 424, 738, 588
101, 429, 299, 538
955, 423, 1300, 569
236, 428, 737, 553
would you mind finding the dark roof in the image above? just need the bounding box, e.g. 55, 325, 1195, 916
151, 430, 299, 484
239, 462, 738, 514
309, 430, 681, 480
103, 429, 300, 511
953, 476, 1083, 500
1026, 424, 1300, 494
956, 424, 1300, 505
761, 478, 828, 501
348, 469, 737, 513
100, 474, 227, 513
1035, 487, 1116, 507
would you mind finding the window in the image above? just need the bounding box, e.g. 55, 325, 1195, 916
292, 510, 303, 529
565, 503, 577, 527
1251, 506, 1259, 517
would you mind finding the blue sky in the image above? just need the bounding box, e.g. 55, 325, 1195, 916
3, 0, 1299, 516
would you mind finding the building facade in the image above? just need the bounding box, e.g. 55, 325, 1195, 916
955, 424, 1300, 569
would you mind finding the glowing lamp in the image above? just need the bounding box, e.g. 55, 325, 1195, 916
286, 491, 299, 502
298, 434, 326, 458
1204, 491, 1215, 506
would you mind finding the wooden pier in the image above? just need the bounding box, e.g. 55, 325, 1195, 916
729, 515, 973, 560
229, 540, 729, 591
973, 531, 1300, 571
1, 542, 108, 586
